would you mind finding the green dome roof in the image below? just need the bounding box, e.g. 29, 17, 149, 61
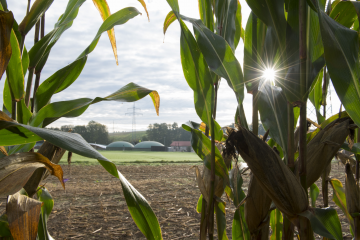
134, 141, 164, 148
107, 141, 134, 148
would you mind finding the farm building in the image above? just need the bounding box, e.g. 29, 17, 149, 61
170, 141, 192, 152
106, 141, 134, 151
134, 141, 166, 151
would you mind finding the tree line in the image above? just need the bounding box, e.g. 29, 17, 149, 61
142, 122, 191, 147
49, 121, 110, 145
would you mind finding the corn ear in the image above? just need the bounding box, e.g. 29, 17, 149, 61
245, 174, 271, 238
226, 127, 308, 219
295, 117, 351, 188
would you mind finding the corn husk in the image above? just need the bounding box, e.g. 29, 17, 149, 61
245, 174, 271, 237
202, 143, 232, 198
336, 150, 356, 173
345, 163, 360, 215
295, 117, 351, 188
226, 127, 308, 219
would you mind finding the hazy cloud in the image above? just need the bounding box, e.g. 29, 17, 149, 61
1, 0, 341, 133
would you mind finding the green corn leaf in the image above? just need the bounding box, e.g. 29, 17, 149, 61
178, 18, 222, 141
234, 0, 241, 50
181, 13, 244, 104
182, 122, 229, 182
8, 143, 36, 155
310, 183, 320, 207
30, 82, 159, 127
270, 208, 283, 240
230, 167, 250, 240
308, 69, 326, 124
232, 207, 250, 240
0, 214, 11, 238
198, 0, 213, 32
22, 46, 29, 76
316, 2, 360, 128
329, 178, 354, 232
6, 28, 24, 101
216, 0, 238, 51
243, 12, 267, 93
300, 208, 342, 240
34, 7, 141, 112
3, 79, 12, 115
0, 0, 8, 11
258, 83, 288, 160
329, 1, 358, 28
342, 142, 360, 156
196, 194, 203, 213
30, 0, 85, 72
0, 114, 163, 240
18, 0, 54, 36
166, 0, 179, 13
281, 0, 325, 102
36, 187, 54, 240
17, 99, 32, 124
167, 8, 244, 104
0, 10, 13, 80
245, 0, 286, 56
163, 11, 176, 35
215, 201, 228, 240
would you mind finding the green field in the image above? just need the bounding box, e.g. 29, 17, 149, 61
59, 151, 201, 165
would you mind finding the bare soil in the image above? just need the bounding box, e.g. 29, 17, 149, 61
0, 162, 352, 239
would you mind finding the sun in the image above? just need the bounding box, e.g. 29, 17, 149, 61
262, 68, 276, 84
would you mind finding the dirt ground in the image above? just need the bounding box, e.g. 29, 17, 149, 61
0, 162, 352, 239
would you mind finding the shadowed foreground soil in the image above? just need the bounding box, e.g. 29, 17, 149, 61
0, 162, 351, 239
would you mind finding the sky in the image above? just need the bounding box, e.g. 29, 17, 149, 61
1, 0, 341, 132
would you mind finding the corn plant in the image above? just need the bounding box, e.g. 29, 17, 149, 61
164, 0, 360, 239
0, 0, 162, 239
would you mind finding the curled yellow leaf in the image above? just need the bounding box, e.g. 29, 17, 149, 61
149, 91, 160, 116
137, 0, 149, 21
92, 0, 118, 65
163, 11, 176, 35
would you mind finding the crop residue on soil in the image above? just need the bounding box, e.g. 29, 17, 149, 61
0, 163, 352, 239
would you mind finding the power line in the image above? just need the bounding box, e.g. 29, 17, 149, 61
125, 103, 142, 143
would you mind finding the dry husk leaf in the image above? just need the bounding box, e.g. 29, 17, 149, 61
245, 174, 271, 237
7, 192, 42, 240
0, 152, 65, 197
345, 163, 360, 215
202, 143, 232, 199
295, 117, 351, 188
336, 150, 356, 173
226, 127, 308, 218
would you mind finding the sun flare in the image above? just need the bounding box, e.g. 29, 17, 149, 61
262, 68, 276, 84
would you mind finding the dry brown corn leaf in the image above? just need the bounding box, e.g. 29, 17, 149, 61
0, 152, 64, 196
245, 174, 272, 236
336, 150, 356, 173
295, 117, 351, 188
345, 163, 360, 215
226, 127, 308, 218
7, 192, 42, 240
193, 166, 209, 203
